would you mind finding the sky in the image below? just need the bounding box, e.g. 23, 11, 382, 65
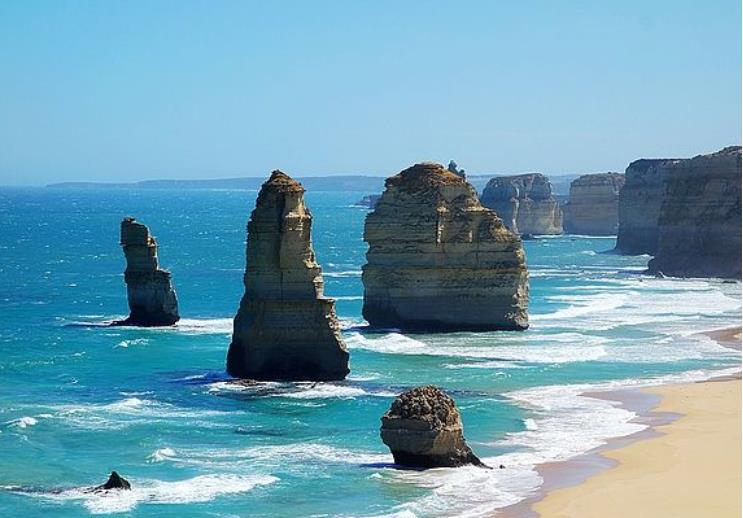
0, 1, 740, 185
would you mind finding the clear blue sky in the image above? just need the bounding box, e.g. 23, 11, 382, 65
0, 1, 740, 185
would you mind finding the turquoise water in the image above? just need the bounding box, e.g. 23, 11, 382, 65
0, 187, 740, 517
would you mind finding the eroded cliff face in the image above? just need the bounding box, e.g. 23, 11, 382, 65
480, 173, 562, 235
362, 162, 529, 331
615, 159, 672, 254
563, 173, 625, 235
226, 170, 350, 380
648, 147, 741, 279
118, 218, 179, 326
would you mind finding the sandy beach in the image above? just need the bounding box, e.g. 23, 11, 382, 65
532, 375, 741, 518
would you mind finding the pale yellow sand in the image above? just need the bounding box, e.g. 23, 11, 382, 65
533, 378, 742, 518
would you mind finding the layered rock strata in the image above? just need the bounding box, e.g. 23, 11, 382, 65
615, 159, 673, 254
226, 170, 350, 380
380, 385, 485, 469
117, 218, 179, 326
563, 173, 625, 235
362, 162, 529, 331
648, 146, 741, 278
480, 173, 562, 235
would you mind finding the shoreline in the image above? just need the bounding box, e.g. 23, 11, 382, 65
503, 325, 742, 518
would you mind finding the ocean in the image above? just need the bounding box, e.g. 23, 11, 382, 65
0, 187, 739, 517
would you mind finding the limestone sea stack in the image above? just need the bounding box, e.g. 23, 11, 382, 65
563, 173, 625, 235
615, 158, 674, 254
117, 218, 179, 326
226, 171, 350, 381
362, 162, 528, 331
648, 146, 741, 278
480, 173, 562, 235
380, 385, 485, 469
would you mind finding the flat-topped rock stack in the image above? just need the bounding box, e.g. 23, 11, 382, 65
362, 162, 529, 331
480, 173, 562, 235
615, 159, 673, 254
563, 173, 625, 235
648, 146, 741, 278
226, 170, 350, 381
117, 217, 179, 326
380, 385, 485, 469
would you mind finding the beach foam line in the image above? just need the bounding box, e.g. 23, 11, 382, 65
363, 367, 741, 518
22, 474, 278, 514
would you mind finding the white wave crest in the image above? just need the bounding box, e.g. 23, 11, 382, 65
29, 474, 278, 514
346, 332, 608, 364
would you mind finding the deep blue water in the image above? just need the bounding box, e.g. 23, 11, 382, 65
0, 187, 739, 517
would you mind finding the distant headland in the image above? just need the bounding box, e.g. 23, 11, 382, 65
45, 173, 579, 195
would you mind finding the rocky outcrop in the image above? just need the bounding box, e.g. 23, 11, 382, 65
447, 160, 466, 178
563, 173, 625, 235
362, 162, 528, 331
354, 194, 381, 209
480, 173, 562, 235
615, 159, 673, 254
117, 218, 179, 326
92, 472, 131, 492
380, 386, 485, 469
648, 147, 741, 278
226, 170, 350, 381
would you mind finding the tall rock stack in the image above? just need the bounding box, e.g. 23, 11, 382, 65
226, 170, 350, 381
362, 162, 529, 331
563, 173, 625, 235
615, 158, 673, 254
648, 146, 742, 278
118, 218, 179, 326
480, 173, 563, 235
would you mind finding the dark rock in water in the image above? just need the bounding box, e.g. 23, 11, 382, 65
380, 385, 486, 469
226, 170, 350, 381
480, 173, 562, 235
362, 162, 529, 331
521, 233, 535, 240
114, 217, 179, 326
93, 471, 131, 491
354, 194, 381, 209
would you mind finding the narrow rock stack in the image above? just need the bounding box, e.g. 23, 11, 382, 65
648, 146, 741, 278
380, 385, 485, 469
615, 159, 672, 254
362, 162, 529, 331
118, 218, 179, 326
226, 170, 350, 381
480, 173, 562, 235
563, 173, 625, 235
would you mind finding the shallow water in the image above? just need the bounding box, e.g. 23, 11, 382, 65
0, 187, 740, 516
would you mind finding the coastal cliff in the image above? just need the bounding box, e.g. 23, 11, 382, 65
117, 218, 179, 326
648, 146, 741, 278
480, 173, 562, 235
362, 162, 529, 331
563, 173, 625, 235
226, 170, 350, 380
615, 159, 672, 254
